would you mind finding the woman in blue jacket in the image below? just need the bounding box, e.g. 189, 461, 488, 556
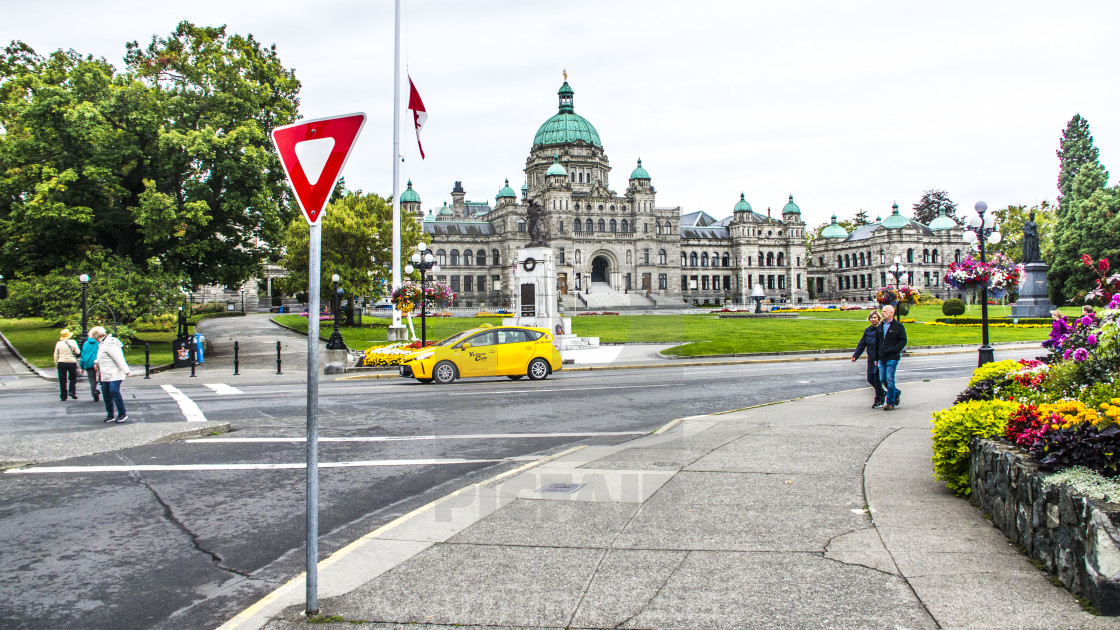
852, 310, 885, 408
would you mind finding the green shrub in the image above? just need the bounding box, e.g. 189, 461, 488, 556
942, 298, 966, 316
967, 359, 1023, 387
193, 302, 229, 315
133, 313, 176, 332
897, 303, 910, 316
931, 399, 1019, 496
919, 294, 944, 306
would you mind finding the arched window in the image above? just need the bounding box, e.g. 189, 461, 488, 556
701, 252, 709, 267
598, 205, 604, 211
659, 249, 667, 265
681, 252, 687, 266
585, 219, 593, 232
690, 252, 698, 267
477, 249, 487, 266
819, 256, 824, 267
932, 249, 939, 264
844, 254, 850, 268
664, 222, 672, 234
859, 252, 865, 266
621, 219, 629, 233
575, 204, 581, 211
722, 253, 730, 267
610, 205, 616, 211
621, 205, 627, 211
880, 249, 885, 264
464, 249, 473, 266
763, 252, 772, 266
492, 249, 500, 266
570, 173, 575, 182
778, 252, 785, 266
907, 248, 914, 263
923, 249, 930, 263
598, 218, 606, 232
450, 249, 460, 266
436, 249, 447, 265
517, 220, 526, 233
626, 250, 632, 264
609, 219, 617, 233
656, 221, 662, 234
955, 249, 961, 263
578, 172, 583, 183
574, 218, 582, 232
837, 255, 843, 268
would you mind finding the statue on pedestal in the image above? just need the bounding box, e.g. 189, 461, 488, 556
1022, 211, 1040, 264
526, 198, 548, 248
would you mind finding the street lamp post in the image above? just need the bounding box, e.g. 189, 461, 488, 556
888, 256, 906, 293
326, 274, 347, 350
962, 201, 1002, 366
404, 242, 440, 346
79, 274, 90, 346
240, 290, 245, 314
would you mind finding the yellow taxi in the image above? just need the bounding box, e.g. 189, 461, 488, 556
399, 324, 562, 384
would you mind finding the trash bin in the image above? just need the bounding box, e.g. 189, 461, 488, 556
172, 337, 193, 368
278, 305, 285, 313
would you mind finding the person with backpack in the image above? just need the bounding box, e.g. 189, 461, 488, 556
79, 333, 100, 402
53, 329, 81, 401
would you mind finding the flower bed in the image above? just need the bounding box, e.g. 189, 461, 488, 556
575, 311, 620, 316
359, 340, 433, 367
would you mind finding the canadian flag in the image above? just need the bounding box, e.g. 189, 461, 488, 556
408, 76, 427, 159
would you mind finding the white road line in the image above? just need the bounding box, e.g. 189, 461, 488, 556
186, 431, 647, 444
204, 383, 244, 395
449, 383, 674, 396
4, 456, 538, 475
160, 384, 208, 422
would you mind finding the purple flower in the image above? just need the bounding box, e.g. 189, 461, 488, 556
1088, 334, 1098, 346
1080, 315, 1093, 327
1063, 349, 1073, 361
1111, 294, 1120, 309
1073, 348, 1089, 362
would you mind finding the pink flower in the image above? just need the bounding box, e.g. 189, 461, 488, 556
1073, 348, 1089, 361
1088, 334, 1098, 345
1063, 349, 1073, 361
1110, 294, 1120, 309
1080, 315, 1093, 327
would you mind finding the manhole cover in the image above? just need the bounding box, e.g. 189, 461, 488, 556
538, 483, 584, 494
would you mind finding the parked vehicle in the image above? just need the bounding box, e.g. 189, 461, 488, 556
399, 324, 561, 384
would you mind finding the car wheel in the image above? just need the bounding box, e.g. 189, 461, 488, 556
507, 375, 523, 381
433, 361, 457, 384
527, 358, 550, 380
416, 378, 433, 384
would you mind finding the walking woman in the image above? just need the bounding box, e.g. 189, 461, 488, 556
90, 326, 130, 423
79, 333, 100, 401
852, 311, 885, 408
53, 329, 81, 401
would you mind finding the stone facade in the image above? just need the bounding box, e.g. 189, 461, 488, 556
411, 80, 809, 308
971, 438, 1120, 614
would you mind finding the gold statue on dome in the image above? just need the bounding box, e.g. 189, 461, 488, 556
563, 69, 567, 81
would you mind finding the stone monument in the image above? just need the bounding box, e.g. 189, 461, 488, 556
1011, 211, 1055, 317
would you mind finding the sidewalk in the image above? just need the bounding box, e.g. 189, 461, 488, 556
222, 377, 1111, 630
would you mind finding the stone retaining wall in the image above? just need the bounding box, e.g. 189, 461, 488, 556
970, 438, 1120, 614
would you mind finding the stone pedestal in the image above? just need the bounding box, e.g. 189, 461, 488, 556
386, 324, 410, 342
502, 247, 599, 351
1012, 262, 1055, 318
324, 348, 348, 374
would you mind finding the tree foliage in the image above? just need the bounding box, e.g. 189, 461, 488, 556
277, 191, 428, 308
911, 189, 958, 225
1050, 115, 1113, 305
988, 201, 1056, 265
0, 23, 301, 290
853, 209, 870, 226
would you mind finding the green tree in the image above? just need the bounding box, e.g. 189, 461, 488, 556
277, 191, 427, 322
911, 189, 958, 225
988, 201, 1056, 265
0, 23, 301, 289
1050, 114, 1110, 304
853, 209, 870, 226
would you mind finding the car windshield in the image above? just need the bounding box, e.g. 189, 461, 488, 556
434, 329, 478, 347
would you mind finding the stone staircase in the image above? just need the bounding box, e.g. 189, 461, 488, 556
574, 282, 657, 309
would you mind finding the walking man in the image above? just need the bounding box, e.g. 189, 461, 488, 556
876, 304, 907, 411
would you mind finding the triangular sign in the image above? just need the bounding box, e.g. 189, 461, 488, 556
272, 113, 366, 224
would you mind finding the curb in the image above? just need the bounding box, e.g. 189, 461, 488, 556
0, 327, 54, 380
0, 422, 233, 470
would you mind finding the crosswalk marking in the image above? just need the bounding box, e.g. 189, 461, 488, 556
204, 383, 244, 395
186, 431, 647, 444
160, 384, 208, 422
4, 456, 539, 474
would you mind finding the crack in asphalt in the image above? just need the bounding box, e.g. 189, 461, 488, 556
119, 454, 254, 580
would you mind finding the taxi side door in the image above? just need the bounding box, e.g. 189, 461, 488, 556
458, 330, 498, 377
496, 328, 533, 375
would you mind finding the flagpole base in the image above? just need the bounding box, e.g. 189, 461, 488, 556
387, 325, 409, 342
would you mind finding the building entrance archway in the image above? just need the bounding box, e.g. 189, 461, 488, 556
591, 256, 609, 283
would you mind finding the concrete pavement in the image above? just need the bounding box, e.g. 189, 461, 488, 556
220, 377, 1112, 630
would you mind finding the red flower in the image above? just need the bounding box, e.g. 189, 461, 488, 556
1082, 254, 1094, 267
1100, 258, 1110, 274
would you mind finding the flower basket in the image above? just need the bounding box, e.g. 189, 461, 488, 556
943, 254, 1023, 298
391, 281, 457, 312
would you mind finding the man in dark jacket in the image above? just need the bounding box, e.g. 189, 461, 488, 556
852, 310, 885, 408
876, 305, 907, 410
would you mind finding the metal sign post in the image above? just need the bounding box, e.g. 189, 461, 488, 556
305, 222, 321, 614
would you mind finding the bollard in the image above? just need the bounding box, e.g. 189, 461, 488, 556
190, 344, 197, 377
233, 340, 240, 376
276, 340, 282, 374
144, 343, 151, 379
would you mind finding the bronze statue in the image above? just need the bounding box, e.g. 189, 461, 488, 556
1022, 211, 1040, 264
525, 197, 548, 247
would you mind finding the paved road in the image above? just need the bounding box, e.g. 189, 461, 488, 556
0, 317, 1043, 630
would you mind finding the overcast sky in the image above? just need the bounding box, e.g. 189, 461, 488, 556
5, 0, 1119, 229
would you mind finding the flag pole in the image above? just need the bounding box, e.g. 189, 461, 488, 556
389, 0, 405, 340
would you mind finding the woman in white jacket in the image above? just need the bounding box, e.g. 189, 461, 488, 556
90, 326, 131, 423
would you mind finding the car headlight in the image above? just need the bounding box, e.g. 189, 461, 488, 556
414, 351, 435, 361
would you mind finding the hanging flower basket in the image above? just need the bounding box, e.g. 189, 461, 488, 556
876, 286, 920, 306
390, 281, 456, 312
943, 254, 1023, 299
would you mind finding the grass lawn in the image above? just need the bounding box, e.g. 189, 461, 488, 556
273, 304, 1057, 357
0, 318, 188, 369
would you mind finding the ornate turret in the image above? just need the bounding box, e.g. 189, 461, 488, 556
881, 202, 909, 229
400, 180, 422, 220
820, 214, 849, 239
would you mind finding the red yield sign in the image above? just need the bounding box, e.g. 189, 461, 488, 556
271, 113, 366, 224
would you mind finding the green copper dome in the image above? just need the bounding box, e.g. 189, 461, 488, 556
630, 158, 650, 180
781, 194, 801, 215
928, 208, 957, 231
532, 82, 602, 148
733, 193, 752, 213
496, 178, 517, 199
400, 179, 420, 203
881, 202, 909, 229
423, 209, 435, 222
438, 201, 452, 216
545, 156, 568, 177
821, 214, 848, 238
